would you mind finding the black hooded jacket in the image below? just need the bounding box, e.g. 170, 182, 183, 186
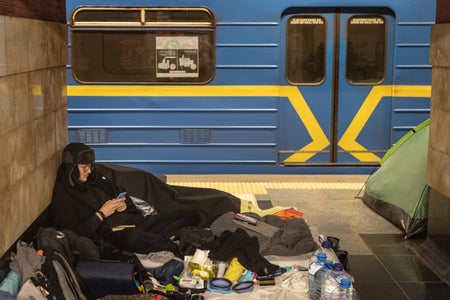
50, 143, 241, 243
51, 164, 143, 240
50, 143, 143, 240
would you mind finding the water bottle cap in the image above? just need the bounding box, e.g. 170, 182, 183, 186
321, 240, 332, 249
316, 252, 327, 261
340, 278, 351, 288
324, 260, 334, 269
333, 263, 344, 271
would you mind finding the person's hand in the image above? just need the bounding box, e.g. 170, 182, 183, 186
115, 197, 127, 212
99, 198, 126, 217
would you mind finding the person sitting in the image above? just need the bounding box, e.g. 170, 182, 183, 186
50, 143, 239, 257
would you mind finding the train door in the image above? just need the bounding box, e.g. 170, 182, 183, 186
280, 8, 394, 166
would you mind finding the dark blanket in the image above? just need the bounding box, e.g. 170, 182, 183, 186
202, 228, 279, 275
210, 211, 318, 256
94, 163, 241, 227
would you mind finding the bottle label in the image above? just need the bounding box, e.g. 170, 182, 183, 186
308, 262, 323, 275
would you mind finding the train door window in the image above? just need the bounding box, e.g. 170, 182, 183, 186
71, 7, 215, 84
346, 16, 386, 84
286, 16, 326, 85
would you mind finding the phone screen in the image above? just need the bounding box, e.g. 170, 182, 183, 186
116, 192, 127, 199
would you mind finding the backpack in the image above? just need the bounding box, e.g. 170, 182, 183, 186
34, 227, 92, 300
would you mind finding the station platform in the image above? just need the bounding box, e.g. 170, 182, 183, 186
167, 174, 449, 300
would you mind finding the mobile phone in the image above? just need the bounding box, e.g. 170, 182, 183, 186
115, 192, 127, 199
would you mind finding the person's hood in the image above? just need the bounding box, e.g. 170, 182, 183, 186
61, 143, 95, 187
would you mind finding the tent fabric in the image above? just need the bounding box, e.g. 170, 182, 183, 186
362, 120, 430, 238
380, 119, 430, 165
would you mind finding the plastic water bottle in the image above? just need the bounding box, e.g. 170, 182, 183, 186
321, 278, 358, 299
319, 240, 340, 264
340, 278, 358, 299
321, 263, 357, 299
309, 252, 333, 300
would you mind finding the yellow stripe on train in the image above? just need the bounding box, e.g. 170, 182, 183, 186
338, 85, 431, 162
66, 85, 431, 163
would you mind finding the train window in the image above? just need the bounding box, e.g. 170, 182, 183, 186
145, 9, 213, 24
286, 16, 326, 85
71, 7, 215, 84
346, 16, 386, 84
72, 9, 142, 23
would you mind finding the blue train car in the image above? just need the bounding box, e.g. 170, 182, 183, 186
66, 0, 435, 174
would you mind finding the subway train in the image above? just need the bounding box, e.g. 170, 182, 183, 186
66, 0, 436, 174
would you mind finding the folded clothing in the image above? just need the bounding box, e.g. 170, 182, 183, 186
148, 259, 184, 285
134, 251, 179, 269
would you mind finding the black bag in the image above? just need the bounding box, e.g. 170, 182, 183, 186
36, 227, 76, 265
35, 227, 92, 299
76, 260, 141, 298
78, 242, 154, 298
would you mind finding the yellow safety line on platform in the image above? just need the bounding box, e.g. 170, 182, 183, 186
167, 181, 363, 195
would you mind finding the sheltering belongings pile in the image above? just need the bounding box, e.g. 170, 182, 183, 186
0, 164, 358, 299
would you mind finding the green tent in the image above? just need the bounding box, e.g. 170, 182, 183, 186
362, 119, 430, 238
